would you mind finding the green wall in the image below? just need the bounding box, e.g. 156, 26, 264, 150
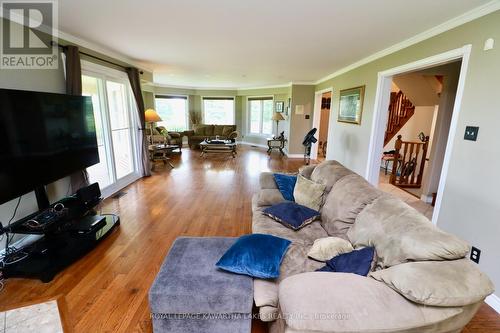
313, 10, 500, 293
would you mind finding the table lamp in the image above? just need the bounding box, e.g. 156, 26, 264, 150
272, 112, 285, 136
145, 109, 162, 144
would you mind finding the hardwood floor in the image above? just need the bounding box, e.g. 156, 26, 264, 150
0, 146, 498, 332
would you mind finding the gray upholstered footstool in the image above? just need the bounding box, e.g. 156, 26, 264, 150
149, 237, 253, 333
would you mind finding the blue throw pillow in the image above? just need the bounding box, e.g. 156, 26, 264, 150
273, 173, 297, 201
216, 234, 291, 279
263, 202, 320, 230
316, 247, 375, 276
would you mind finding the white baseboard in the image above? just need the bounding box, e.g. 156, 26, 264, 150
238, 141, 268, 149
287, 154, 304, 158
420, 195, 433, 204
485, 293, 500, 314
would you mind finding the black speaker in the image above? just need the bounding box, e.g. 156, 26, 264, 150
76, 183, 101, 206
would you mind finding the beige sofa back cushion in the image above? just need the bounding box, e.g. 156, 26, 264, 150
321, 174, 382, 238
370, 259, 494, 307
348, 195, 470, 267
310, 160, 354, 192
279, 272, 462, 333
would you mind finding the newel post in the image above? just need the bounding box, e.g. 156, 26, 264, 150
390, 135, 403, 184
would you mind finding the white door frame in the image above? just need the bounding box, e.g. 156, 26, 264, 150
365, 44, 472, 226
311, 87, 333, 160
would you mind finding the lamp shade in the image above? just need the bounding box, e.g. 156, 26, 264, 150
145, 108, 162, 122
272, 112, 285, 121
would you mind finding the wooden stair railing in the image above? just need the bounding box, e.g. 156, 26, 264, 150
384, 91, 416, 146
390, 134, 429, 189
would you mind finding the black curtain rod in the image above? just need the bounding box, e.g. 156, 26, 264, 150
51, 41, 143, 74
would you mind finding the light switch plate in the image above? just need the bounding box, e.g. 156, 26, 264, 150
464, 126, 479, 141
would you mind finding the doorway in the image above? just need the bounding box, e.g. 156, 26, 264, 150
366, 45, 471, 225
312, 88, 333, 160
81, 62, 141, 198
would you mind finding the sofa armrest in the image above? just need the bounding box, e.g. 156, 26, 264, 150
228, 130, 238, 139
298, 165, 316, 179
167, 131, 182, 139
185, 130, 195, 137
259, 172, 278, 189
279, 272, 463, 333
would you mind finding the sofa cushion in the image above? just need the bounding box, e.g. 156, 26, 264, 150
348, 195, 470, 267
279, 272, 463, 333
222, 125, 235, 137
321, 174, 383, 238
293, 174, 326, 211
213, 125, 224, 135
273, 173, 297, 201
193, 124, 209, 135
216, 234, 291, 279
370, 259, 494, 307
310, 160, 354, 192
307, 237, 354, 262
263, 202, 320, 231
256, 189, 285, 207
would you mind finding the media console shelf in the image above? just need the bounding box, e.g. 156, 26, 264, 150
2, 197, 120, 283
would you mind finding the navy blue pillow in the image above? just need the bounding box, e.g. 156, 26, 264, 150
216, 234, 291, 279
316, 247, 375, 276
263, 202, 320, 230
273, 173, 297, 201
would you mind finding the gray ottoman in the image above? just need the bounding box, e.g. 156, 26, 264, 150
149, 237, 253, 333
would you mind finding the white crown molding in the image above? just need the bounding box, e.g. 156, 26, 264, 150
314, 0, 500, 85
153, 81, 316, 92
486, 294, 500, 314
153, 82, 239, 91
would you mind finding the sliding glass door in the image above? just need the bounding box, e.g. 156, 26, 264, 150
82, 63, 139, 196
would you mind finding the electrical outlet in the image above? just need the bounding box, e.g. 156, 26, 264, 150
464, 126, 479, 141
470, 246, 481, 264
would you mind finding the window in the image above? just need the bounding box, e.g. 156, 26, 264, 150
202, 97, 235, 124
249, 97, 273, 135
155, 95, 188, 131
82, 62, 140, 197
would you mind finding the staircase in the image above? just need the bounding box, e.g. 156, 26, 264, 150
384, 91, 415, 146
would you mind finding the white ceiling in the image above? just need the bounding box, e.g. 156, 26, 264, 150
58, 0, 491, 89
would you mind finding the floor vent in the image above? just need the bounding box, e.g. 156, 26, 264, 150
251, 145, 258, 148
112, 191, 127, 199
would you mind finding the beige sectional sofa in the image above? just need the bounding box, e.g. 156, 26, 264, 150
252, 160, 494, 333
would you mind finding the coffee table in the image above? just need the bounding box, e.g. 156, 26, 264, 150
199, 141, 237, 158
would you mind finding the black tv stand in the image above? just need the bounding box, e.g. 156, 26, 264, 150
2, 197, 120, 283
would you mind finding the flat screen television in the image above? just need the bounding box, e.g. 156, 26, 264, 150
0, 88, 99, 206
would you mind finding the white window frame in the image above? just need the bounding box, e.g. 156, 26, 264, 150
81, 60, 141, 198
247, 96, 274, 137
154, 94, 190, 131
201, 96, 236, 125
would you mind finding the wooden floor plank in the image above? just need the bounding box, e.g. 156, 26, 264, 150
0, 146, 497, 332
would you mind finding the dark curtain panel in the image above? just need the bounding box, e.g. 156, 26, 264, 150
64, 45, 90, 192
126, 67, 151, 177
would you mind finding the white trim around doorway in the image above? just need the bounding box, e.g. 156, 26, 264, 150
365, 44, 472, 226
311, 87, 333, 160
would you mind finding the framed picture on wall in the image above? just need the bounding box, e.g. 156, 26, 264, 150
338, 85, 365, 124
275, 101, 284, 113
